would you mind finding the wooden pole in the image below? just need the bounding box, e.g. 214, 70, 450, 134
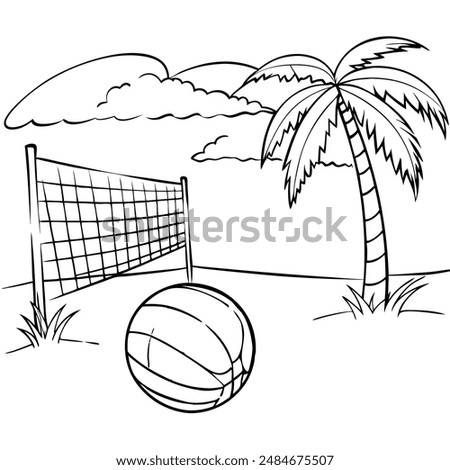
26, 144, 46, 320
180, 176, 193, 283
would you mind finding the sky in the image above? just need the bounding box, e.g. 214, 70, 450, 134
1, 0, 449, 286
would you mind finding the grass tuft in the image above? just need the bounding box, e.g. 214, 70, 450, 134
18, 301, 79, 348
344, 277, 429, 319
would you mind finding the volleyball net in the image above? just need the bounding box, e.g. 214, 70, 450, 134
26, 144, 192, 313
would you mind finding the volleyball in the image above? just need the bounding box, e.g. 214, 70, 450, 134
125, 283, 255, 412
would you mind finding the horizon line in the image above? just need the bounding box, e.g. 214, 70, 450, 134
3, 265, 450, 291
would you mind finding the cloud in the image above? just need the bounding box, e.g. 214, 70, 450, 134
192, 114, 281, 162
5, 54, 168, 129
96, 74, 270, 120
173, 62, 256, 94
5, 54, 269, 129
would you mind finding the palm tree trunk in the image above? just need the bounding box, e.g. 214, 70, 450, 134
338, 94, 389, 306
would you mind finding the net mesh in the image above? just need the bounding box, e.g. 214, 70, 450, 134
35, 158, 186, 299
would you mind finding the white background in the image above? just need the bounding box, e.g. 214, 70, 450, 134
1, 1, 449, 469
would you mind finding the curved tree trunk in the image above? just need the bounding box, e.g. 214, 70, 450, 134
338, 94, 389, 306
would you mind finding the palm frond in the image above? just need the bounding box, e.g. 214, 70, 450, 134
281, 89, 339, 204
245, 55, 334, 85
341, 84, 423, 197
342, 66, 448, 136
335, 37, 425, 81
263, 84, 331, 160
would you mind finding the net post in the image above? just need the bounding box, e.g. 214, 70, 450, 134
180, 176, 193, 283
26, 144, 46, 320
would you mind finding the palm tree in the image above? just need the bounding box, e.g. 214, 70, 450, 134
244, 37, 447, 307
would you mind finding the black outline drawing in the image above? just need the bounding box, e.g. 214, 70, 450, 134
172, 61, 257, 89
236, 36, 448, 316
4, 54, 270, 128
125, 282, 256, 414
8, 144, 256, 413
4, 53, 168, 128
29, 144, 192, 300
3, 37, 448, 360
6, 144, 194, 353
